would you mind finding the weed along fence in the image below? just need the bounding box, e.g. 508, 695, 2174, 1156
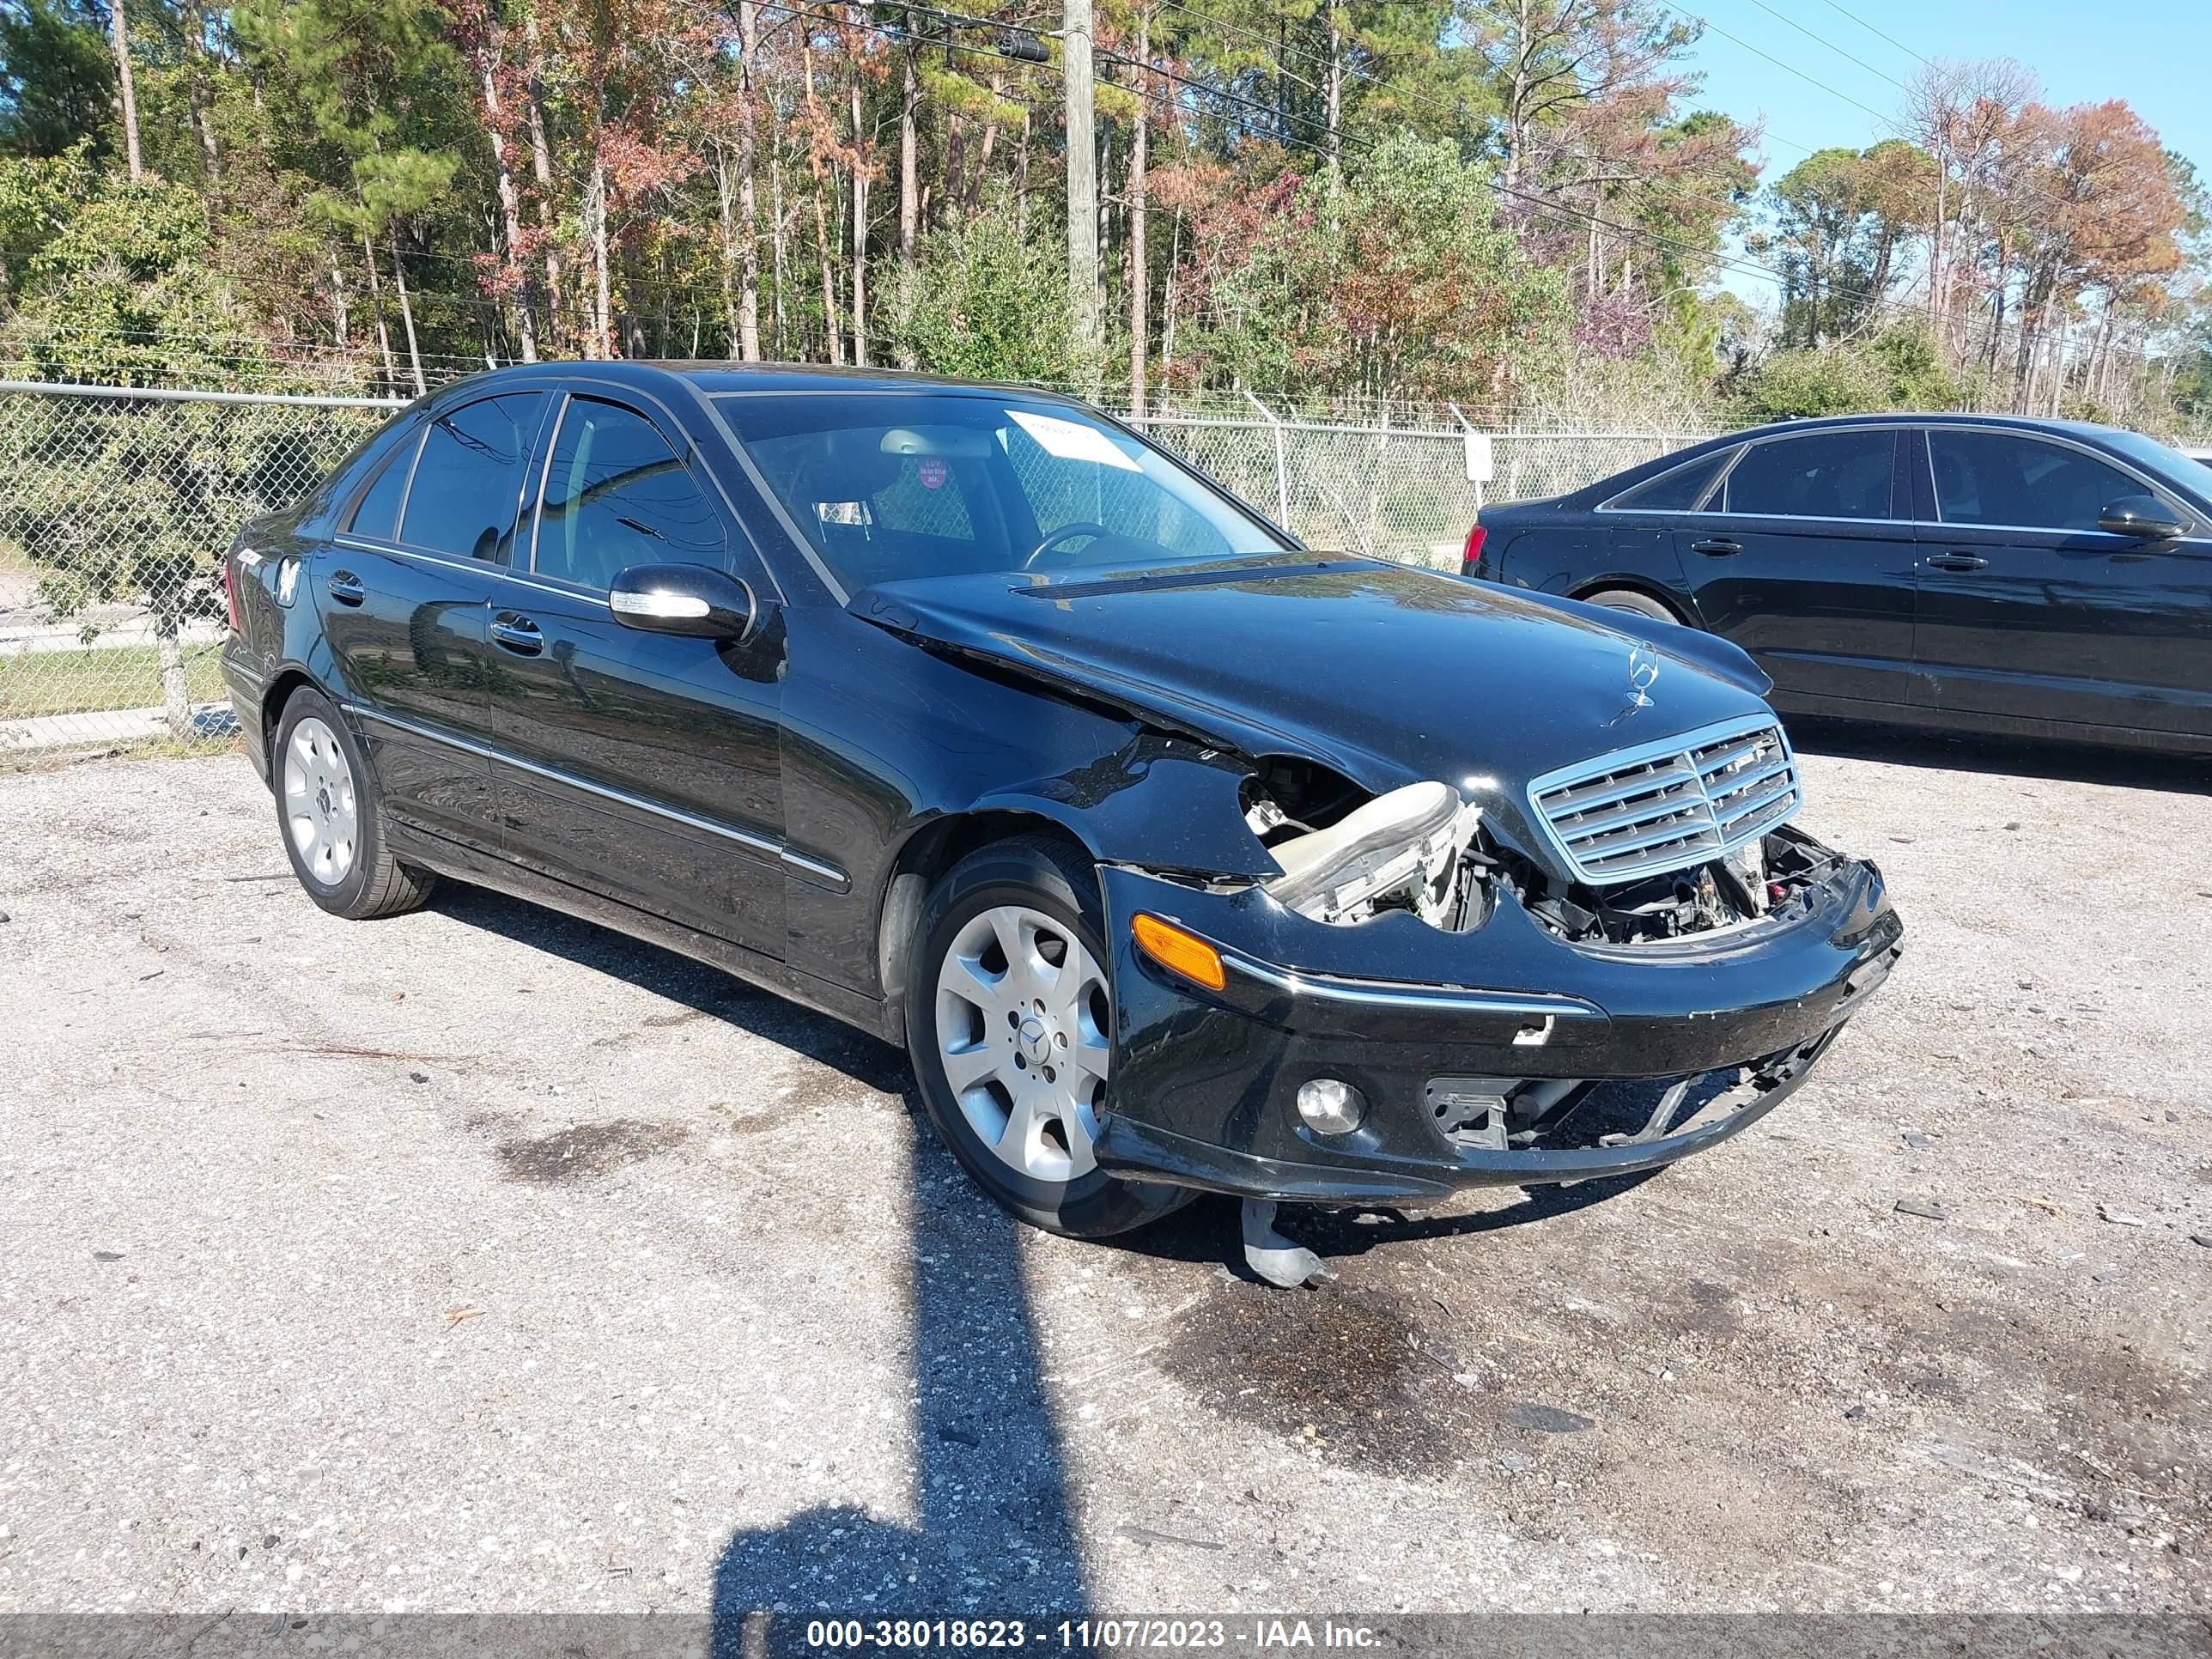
0, 378, 1705, 754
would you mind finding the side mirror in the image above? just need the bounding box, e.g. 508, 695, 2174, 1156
608, 562, 756, 640
2097, 495, 2187, 541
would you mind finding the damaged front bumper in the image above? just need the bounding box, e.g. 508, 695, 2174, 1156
1091, 848, 1903, 1206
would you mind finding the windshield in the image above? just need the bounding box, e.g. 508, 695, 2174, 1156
714, 391, 1291, 592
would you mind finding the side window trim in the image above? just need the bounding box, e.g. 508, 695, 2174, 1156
1922, 424, 2198, 535
1703, 445, 1746, 513
525, 390, 572, 579
392, 423, 428, 539
528, 391, 731, 593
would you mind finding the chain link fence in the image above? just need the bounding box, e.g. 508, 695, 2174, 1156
0, 380, 1704, 755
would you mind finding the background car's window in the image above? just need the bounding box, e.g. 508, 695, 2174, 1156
719, 392, 1287, 591
398, 393, 546, 560
534, 398, 725, 589
1929, 430, 2148, 532
1722, 430, 1894, 520
344, 430, 419, 540
1607, 451, 1729, 512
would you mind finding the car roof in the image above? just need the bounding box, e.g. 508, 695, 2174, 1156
1715, 411, 2158, 445
412, 357, 1094, 406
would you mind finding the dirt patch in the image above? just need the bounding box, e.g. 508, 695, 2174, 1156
495, 1118, 689, 1184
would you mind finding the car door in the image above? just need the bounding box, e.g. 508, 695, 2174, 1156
1668, 427, 1919, 709
320, 391, 551, 851
477, 387, 786, 958
1910, 426, 2212, 738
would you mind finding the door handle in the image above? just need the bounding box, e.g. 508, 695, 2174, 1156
1688, 538, 1741, 556
490, 614, 544, 655
1925, 551, 1989, 572
326, 569, 366, 605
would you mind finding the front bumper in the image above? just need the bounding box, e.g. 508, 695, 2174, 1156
1091, 849, 1903, 1206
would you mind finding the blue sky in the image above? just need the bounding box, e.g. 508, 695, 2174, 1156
1674, 0, 2212, 307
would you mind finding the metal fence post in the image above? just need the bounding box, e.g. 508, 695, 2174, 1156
1243, 390, 1291, 528
1448, 402, 1484, 520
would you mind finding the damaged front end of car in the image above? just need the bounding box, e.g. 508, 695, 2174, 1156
1076, 732, 1902, 1282
856, 563, 1904, 1284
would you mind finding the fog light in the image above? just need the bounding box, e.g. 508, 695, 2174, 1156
1296, 1078, 1366, 1135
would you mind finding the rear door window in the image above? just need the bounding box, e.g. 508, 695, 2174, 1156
1723, 430, 1896, 520
398, 392, 550, 561
1929, 429, 2147, 532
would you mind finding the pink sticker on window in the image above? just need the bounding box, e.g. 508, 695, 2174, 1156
917, 457, 948, 490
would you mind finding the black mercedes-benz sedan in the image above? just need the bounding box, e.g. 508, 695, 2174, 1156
1467, 414, 2212, 755
221, 362, 1901, 1281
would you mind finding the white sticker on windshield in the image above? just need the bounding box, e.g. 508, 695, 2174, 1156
1007, 410, 1143, 472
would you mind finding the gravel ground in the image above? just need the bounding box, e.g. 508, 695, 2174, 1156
0, 732, 2208, 1622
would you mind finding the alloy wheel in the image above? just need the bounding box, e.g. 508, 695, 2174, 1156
283, 715, 359, 886
933, 903, 1112, 1182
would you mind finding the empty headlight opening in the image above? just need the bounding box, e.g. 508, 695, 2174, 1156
1243, 757, 1492, 932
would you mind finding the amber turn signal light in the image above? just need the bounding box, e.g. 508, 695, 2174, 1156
1132, 913, 1226, 992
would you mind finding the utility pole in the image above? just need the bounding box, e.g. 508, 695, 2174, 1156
1063, 0, 1100, 374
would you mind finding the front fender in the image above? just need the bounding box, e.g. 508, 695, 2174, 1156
968, 732, 1277, 879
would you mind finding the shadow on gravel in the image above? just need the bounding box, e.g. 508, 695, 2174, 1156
431, 883, 910, 1092
415, 886, 1093, 1633
425, 868, 1663, 1632
1785, 715, 2212, 795
704, 1117, 1094, 1641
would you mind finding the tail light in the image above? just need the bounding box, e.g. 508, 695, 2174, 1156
1461, 523, 1488, 575
221, 552, 244, 635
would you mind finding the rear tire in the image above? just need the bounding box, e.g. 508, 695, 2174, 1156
905, 836, 1194, 1239
271, 688, 436, 921
1583, 587, 1682, 625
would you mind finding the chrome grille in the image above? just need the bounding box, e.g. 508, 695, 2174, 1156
1528, 718, 1802, 885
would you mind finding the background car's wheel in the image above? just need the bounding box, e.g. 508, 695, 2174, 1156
1583, 587, 1682, 625
272, 688, 436, 921
905, 836, 1194, 1239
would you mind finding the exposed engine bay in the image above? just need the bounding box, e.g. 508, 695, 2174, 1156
1242, 757, 1838, 944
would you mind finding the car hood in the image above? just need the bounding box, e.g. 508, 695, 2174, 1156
852, 553, 1779, 872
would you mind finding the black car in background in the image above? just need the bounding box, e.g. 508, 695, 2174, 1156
221, 362, 1900, 1281
1467, 414, 2212, 754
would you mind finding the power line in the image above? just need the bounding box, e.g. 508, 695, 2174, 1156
1660, 2, 1893, 126
1810, 0, 1933, 69
1735, 0, 1911, 94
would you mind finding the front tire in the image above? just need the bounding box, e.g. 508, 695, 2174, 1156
271, 688, 436, 921
905, 836, 1192, 1239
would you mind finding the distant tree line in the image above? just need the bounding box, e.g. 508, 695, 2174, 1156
0, 0, 2206, 431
